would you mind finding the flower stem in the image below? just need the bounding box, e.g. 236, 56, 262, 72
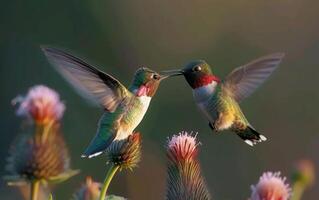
99, 164, 120, 200
291, 183, 304, 200
30, 180, 40, 200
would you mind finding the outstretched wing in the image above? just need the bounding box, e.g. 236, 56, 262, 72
42, 47, 130, 112
222, 53, 285, 102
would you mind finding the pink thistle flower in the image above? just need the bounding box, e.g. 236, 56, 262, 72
166, 132, 211, 200
251, 172, 291, 200
13, 85, 65, 125
167, 131, 199, 163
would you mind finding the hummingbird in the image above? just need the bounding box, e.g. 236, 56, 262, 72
164, 53, 285, 146
42, 47, 172, 158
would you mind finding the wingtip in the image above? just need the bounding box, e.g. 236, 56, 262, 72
271, 52, 286, 60
40, 46, 65, 56
40, 45, 51, 53
40, 46, 57, 58
277, 52, 286, 59
262, 52, 286, 60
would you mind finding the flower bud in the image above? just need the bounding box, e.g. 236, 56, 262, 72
105, 132, 141, 170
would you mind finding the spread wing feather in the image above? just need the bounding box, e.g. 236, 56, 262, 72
223, 53, 285, 102
42, 47, 130, 112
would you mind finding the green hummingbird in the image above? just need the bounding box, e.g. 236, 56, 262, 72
42, 47, 171, 158
164, 53, 285, 146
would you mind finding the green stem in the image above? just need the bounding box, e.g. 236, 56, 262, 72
99, 164, 120, 200
30, 180, 40, 200
291, 183, 305, 200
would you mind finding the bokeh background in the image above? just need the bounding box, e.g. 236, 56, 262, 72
1, 0, 319, 199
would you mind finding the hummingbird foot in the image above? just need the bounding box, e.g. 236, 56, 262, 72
208, 122, 222, 133
208, 122, 216, 132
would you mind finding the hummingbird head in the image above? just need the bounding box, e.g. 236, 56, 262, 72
162, 60, 220, 89
131, 67, 167, 97
182, 60, 221, 89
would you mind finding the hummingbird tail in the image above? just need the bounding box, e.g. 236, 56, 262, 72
81, 134, 114, 158
237, 126, 267, 146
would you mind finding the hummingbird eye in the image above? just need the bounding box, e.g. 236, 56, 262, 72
193, 66, 202, 72
152, 74, 160, 80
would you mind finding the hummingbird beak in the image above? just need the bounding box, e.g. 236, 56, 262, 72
160, 69, 184, 78
159, 74, 169, 81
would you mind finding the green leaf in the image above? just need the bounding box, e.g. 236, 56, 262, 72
47, 169, 80, 184
3, 175, 28, 186
106, 195, 127, 200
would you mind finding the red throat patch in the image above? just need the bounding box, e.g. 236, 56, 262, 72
136, 85, 150, 97
193, 75, 220, 89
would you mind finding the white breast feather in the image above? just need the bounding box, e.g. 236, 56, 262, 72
115, 96, 151, 140
192, 82, 218, 123
192, 81, 218, 103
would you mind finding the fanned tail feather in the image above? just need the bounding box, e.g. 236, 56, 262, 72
237, 126, 267, 146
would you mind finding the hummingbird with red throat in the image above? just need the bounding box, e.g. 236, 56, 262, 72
164, 53, 285, 146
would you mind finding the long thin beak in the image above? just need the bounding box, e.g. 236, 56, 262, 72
160, 69, 184, 78
159, 74, 170, 81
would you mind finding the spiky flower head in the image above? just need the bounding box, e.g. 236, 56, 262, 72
250, 172, 291, 200
105, 132, 141, 170
167, 131, 198, 163
13, 85, 65, 125
292, 159, 315, 188
166, 131, 211, 200
5, 128, 78, 185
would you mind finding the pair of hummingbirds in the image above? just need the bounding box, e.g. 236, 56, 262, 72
42, 47, 284, 158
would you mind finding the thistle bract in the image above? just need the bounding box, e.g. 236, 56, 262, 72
5, 127, 78, 184
105, 132, 141, 170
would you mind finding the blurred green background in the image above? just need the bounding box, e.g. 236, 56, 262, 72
1, 0, 319, 199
